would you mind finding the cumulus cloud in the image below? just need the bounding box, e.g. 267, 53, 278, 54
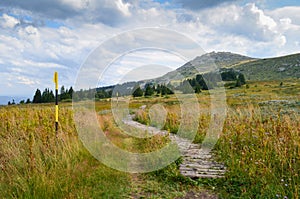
173, 0, 239, 10
197, 3, 283, 42
0, 0, 135, 26
0, 13, 20, 28
0, 0, 80, 19
99, 50, 186, 86
0, 0, 300, 98
268, 6, 300, 26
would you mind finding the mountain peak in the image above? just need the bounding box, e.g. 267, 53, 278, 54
150, 51, 256, 82
193, 51, 253, 63
178, 51, 255, 74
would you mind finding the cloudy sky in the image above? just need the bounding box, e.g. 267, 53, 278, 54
0, 0, 300, 100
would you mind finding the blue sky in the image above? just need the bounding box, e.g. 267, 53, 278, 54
0, 0, 300, 102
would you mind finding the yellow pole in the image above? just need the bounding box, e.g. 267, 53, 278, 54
53, 72, 58, 133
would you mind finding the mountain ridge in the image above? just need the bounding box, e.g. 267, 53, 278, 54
94, 51, 300, 95
152, 51, 300, 84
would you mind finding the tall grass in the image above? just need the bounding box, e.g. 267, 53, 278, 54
216, 105, 299, 198
132, 102, 299, 198
1, 81, 299, 198
134, 107, 180, 134
0, 105, 130, 198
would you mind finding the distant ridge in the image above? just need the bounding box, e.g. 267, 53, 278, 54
153, 51, 255, 83
95, 51, 300, 92
232, 53, 300, 80
153, 51, 300, 83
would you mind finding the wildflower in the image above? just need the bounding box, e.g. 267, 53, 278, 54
285, 183, 288, 187
284, 196, 288, 199
276, 194, 280, 198
281, 179, 284, 182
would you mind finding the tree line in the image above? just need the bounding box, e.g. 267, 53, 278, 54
176, 69, 246, 94
7, 69, 247, 105
132, 84, 174, 97
32, 86, 74, 103
8, 86, 74, 105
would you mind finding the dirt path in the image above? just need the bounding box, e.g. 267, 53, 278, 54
123, 115, 226, 179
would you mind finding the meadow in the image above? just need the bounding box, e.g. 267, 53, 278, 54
0, 79, 299, 198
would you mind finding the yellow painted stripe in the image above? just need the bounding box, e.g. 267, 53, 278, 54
53, 72, 58, 89
55, 105, 58, 122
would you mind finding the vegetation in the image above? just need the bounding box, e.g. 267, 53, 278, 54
132, 86, 144, 97
0, 105, 131, 198
2, 51, 300, 198
1, 79, 300, 198
131, 80, 300, 198
233, 53, 300, 81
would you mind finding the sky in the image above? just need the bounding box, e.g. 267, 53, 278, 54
0, 0, 300, 100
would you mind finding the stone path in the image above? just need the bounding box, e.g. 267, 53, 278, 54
123, 116, 226, 179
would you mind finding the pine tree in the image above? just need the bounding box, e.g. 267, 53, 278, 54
195, 83, 202, 93
69, 87, 74, 99
33, 89, 42, 103
156, 84, 161, 95
132, 86, 143, 97
196, 74, 209, 90
238, 74, 246, 85
236, 74, 246, 87
60, 86, 65, 95
145, 84, 154, 96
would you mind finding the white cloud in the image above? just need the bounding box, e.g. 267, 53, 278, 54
16, 76, 40, 85
116, 0, 132, 16
268, 6, 300, 26
173, 0, 238, 10
0, 14, 20, 28
196, 3, 282, 42
0, 1, 300, 97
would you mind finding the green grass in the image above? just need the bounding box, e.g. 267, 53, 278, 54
0, 106, 131, 198
233, 53, 300, 81
130, 80, 300, 198
1, 79, 299, 198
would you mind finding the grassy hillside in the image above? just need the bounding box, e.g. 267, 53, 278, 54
234, 53, 300, 81
154, 51, 255, 83
153, 52, 300, 84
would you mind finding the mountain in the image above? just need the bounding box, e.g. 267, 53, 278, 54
95, 51, 300, 94
232, 53, 300, 81
153, 52, 255, 84
151, 51, 300, 84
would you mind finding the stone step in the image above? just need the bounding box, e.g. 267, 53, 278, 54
180, 167, 226, 174
183, 154, 213, 160
181, 163, 226, 170
181, 171, 224, 179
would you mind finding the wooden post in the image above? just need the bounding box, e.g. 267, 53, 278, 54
53, 72, 58, 134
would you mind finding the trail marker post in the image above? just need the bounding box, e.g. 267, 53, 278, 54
53, 72, 59, 135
